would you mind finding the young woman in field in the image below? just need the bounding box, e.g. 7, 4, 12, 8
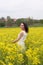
12, 22, 28, 52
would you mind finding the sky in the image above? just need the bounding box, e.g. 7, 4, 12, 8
0, 0, 43, 19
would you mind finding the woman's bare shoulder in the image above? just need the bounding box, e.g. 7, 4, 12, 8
20, 31, 24, 34
18, 31, 24, 36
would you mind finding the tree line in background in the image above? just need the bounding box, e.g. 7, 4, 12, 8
0, 16, 43, 27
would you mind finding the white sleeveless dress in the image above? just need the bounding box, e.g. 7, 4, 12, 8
17, 31, 27, 51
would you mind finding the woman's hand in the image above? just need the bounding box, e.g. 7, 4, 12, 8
11, 40, 16, 43
11, 39, 18, 43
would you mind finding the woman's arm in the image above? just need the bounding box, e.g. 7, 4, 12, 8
12, 31, 24, 43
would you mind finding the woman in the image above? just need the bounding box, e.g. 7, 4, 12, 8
12, 22, 28, 52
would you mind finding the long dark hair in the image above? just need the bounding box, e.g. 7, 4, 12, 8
22, 22, 28, 33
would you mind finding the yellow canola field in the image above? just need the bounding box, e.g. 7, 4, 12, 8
0, 27, 43, 65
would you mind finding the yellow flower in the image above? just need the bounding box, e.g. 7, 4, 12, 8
8, 62, 13, 65
32, 57, 40, 65
17, 53, 24, 63
0, 60, 6, 65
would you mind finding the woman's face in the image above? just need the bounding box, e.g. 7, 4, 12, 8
20, 23, 25, 30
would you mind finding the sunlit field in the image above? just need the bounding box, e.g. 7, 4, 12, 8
0, 27, 43, 65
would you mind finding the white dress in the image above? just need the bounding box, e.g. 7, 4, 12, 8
17, 30, 27, 51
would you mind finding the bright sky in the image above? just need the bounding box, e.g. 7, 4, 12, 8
0, 0, 43, 19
